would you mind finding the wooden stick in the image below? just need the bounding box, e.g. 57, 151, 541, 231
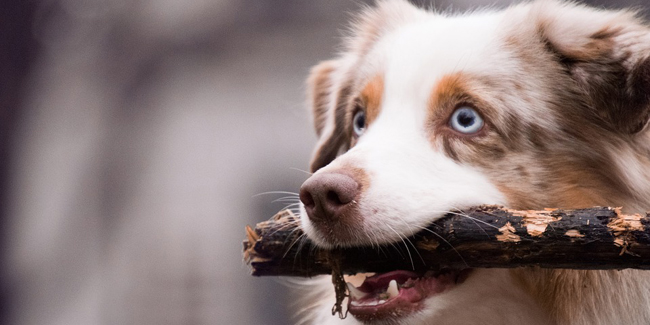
243, 205, 650, 277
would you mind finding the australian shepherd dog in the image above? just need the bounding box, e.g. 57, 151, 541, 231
295, 1, 650, 324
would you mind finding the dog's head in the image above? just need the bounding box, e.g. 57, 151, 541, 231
299, 0, 650, 250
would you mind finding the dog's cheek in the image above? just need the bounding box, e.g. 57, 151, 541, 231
437, 134, 546, 209
439, 134, 508, 166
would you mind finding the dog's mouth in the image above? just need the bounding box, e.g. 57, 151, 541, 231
346, 269, 473, 322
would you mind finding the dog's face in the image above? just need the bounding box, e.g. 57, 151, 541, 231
298, 0, 650, 323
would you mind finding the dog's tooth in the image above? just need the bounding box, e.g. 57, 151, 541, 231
346, 282, 367, 300
387, 279, 399, 299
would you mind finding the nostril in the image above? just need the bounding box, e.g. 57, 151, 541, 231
299, 188, 316, 209
326, 176, 357, 206
326, 190, 343, 205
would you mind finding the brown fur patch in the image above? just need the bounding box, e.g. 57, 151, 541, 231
509, 268, 602, 323
533, 9, 650, 134
427, 73, 485, 137
307, 60, 338, 137
337, 162, 371, 198
427, 73, 517, 165
360, 75, 384, 126
510, 268, 650, 325
539, 24, 616, 62
494, 151, 628, 212
428, 74, 470, 114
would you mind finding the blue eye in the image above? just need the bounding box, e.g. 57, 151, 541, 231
450, 106, 484, 134
353, 110, 366, 136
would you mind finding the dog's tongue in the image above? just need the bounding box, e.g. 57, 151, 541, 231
346, 270, 469, 321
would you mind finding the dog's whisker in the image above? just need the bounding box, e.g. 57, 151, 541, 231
280, 202, 303, 211
456, 214, 498, 230
289, 167, 314, 176
446, 207, 494, 239
363, 227, 376, 249
287, 233, 310, 267
403, 236, 425, 266
288, 232, 307, 255
252, 191, 300, 198
370, 226, 404, 258
393, 215, 426, 265
294, 234, 312, 262
412, 225, 469, 269
272, 196, 303, 203
266, 218, 304, 237
427, 208, 500, 231
385, 224, 415, 270
367, 227, 392, 257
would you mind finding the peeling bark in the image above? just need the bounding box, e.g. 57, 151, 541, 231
243, 206, 650, 277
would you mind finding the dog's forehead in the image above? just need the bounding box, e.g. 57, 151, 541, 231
353, 10, 558, 130
365, 12, 507, 99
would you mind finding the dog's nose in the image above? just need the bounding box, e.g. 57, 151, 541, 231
299, 172, 359, 222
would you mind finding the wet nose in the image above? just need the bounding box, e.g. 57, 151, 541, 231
299, 172, 360, 222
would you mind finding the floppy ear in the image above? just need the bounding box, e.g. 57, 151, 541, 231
307, 60, 339, 138
306, 60, 353, 173
535, 1, 650, 134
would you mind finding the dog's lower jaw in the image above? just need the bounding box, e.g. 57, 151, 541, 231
303, 269, 550, 325
346, 270, 467, 323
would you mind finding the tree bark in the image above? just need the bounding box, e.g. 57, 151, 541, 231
243, 205, 650, 277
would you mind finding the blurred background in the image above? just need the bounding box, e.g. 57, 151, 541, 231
1, 0, 647, 324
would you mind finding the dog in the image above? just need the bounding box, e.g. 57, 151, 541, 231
295, 0, 650, 324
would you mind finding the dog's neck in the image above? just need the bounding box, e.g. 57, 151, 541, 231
514, 132, 650, 325
511, 268, 650, 325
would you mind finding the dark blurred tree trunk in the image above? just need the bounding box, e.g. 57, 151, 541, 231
0, 0, 38, 322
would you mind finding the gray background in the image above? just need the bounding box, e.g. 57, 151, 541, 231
1, 0, 646, 324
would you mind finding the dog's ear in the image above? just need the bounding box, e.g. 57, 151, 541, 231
307, 60, 339, 138
535, 1, 650, 134
306, 60, 353, 173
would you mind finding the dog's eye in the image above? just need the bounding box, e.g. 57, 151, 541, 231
450, 106, 483, 134
353, 110, 366, 136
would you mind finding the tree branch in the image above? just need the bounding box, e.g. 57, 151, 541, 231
243, 206, 650, 277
